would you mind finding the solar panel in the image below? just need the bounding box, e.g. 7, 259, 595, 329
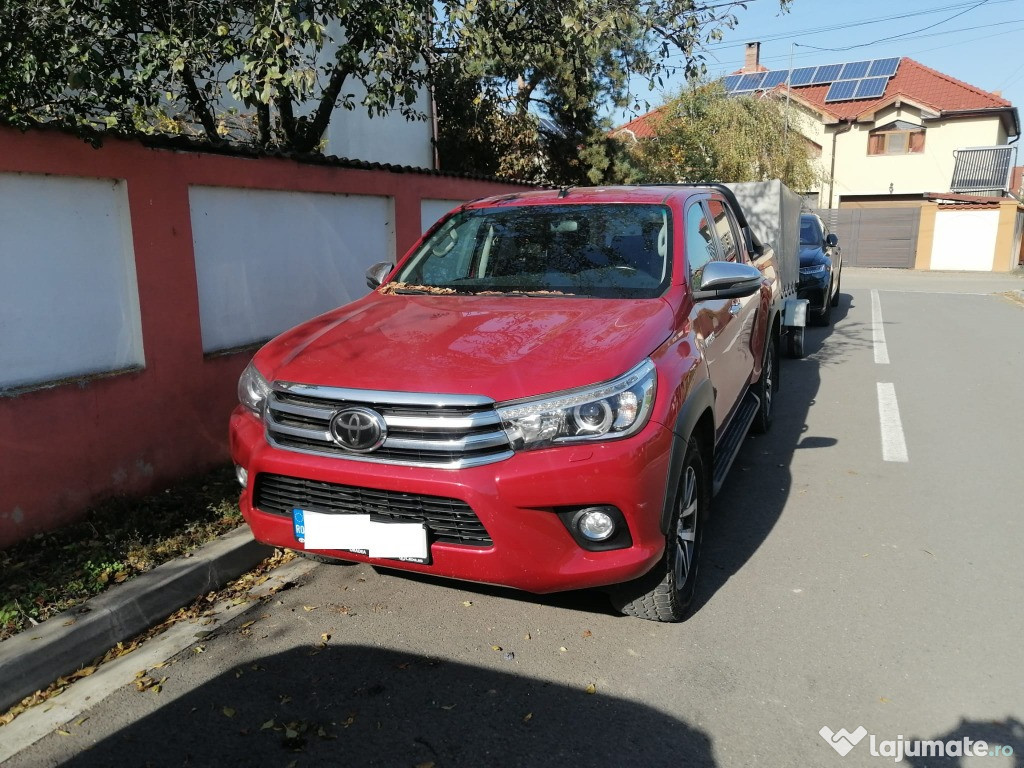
825, 80, 859, 102
723, 74, 744, 93
839, 60, 871, 80
789, 67, 817, 87
811, 63, 844, 84
867, 57, 900, 78
855, 77, 889, 99
761, 70, 790, 89
737, 72, 767, 91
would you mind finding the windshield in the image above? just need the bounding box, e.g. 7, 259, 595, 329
391, 204, 672, 299
800, 216, 823, 246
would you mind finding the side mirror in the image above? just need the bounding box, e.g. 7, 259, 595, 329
365, 261, 394, 289
692, 261, 763, 301
825, 233, 839, 248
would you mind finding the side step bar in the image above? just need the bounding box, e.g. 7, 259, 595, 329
712, 390, 759, 496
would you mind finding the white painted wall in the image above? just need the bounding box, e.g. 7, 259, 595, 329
324, 85, 434, 168
190, 187, 394, 352
420, 199, 466, 233
317, 21, 434, 168
930, 208, 999, 271
0, 173, 143, 390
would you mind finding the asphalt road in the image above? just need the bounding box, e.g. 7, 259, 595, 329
8, 267, 1024, 768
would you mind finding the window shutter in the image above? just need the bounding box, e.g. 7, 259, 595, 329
909, 131, 925, 153
868, 134, 884, 155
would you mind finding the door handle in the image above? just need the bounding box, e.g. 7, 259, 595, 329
729, 300, 742, 315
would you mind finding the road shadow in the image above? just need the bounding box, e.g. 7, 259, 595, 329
367, 565, 619, 618
58, 646, 717, 768
690, 290, 855, 615
902, 717, 1024, 767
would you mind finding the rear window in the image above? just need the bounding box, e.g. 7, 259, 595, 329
392, 204, 672, 299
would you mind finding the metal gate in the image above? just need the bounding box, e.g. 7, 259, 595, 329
814, 207, 921, 268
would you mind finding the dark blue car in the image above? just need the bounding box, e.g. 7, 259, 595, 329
798, 213, 842, 326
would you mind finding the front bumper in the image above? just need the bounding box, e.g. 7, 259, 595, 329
230, 407, 674, 594
797, 273, 829, 312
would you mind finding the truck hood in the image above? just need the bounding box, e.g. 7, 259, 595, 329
253, 292, 675, 403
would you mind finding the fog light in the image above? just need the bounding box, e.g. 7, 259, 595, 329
577, 508, 615, 541
235, 464, 248, 488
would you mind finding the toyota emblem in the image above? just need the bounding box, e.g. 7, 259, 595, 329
329, 407, 387, 453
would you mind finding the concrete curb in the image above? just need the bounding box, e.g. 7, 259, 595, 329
0, 526, 273, 713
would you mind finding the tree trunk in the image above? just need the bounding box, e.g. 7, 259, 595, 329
180, 63, 221, 144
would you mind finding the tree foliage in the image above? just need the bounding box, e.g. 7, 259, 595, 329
0, 0, 432, 151
0, 0, 789, 180
436, 0, 788, 184
623, 81, 819, 190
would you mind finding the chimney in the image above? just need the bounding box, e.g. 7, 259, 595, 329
744, 42, 761, 72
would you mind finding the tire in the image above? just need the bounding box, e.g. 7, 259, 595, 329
813, 291, 832, 326
787, 325, 805, 358
831, 273, 841, 307
610, 438, 708, 622
752, 335, 778, 434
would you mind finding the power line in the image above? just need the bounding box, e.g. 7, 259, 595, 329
665, 0, 1019, 59
796, 0, 993, 52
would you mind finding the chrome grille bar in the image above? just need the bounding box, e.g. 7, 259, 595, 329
265, 383, 513, 469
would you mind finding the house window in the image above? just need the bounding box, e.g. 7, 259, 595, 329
868, 121, 925, 155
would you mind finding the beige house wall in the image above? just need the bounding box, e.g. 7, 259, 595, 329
993, 200, 1021, 272
914, 202, 937, 270
801, 101, 1007, 209
830, 115, 1004, 205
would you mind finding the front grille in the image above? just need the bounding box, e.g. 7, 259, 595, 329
253, 473, 492, 546
264, 383, 513, 469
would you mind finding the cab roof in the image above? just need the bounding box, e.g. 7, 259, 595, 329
462, 185, 718, 210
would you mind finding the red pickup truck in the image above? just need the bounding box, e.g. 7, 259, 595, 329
230, 184, 780, 621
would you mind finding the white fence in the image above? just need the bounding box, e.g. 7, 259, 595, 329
0, 172, 144, 389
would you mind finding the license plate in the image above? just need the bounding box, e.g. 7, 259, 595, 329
292, 509, 430, 564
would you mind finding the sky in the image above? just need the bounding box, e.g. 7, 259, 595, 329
610, 0, 1024, 125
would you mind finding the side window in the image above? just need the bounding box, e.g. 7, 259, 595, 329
707, 199, 744, 263
685, 202, 716, 288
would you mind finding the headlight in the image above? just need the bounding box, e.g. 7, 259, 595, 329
237, 362, 271, 416
496, 359, 657, 451
800, 264, 828, 276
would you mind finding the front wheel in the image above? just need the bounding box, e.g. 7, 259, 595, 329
610, 438, 708, 622
831, 273, 842, 307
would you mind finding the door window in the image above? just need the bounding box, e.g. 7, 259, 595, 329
685, 203, 716, 288
707, 199, 744, 262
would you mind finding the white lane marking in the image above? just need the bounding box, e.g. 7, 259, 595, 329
871, 289, 890, 364
877, 383, 909, 463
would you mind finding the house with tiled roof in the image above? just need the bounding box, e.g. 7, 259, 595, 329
616, 42, 1024, 270
619, 42, 1019, 209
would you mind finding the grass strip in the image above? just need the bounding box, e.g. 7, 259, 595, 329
0, 465, 243, 641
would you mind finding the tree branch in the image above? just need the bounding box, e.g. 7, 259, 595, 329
296, 56, 356, 153
180, 63, 221, 143
256, 102, 271, 146
275, 86, 297, 144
